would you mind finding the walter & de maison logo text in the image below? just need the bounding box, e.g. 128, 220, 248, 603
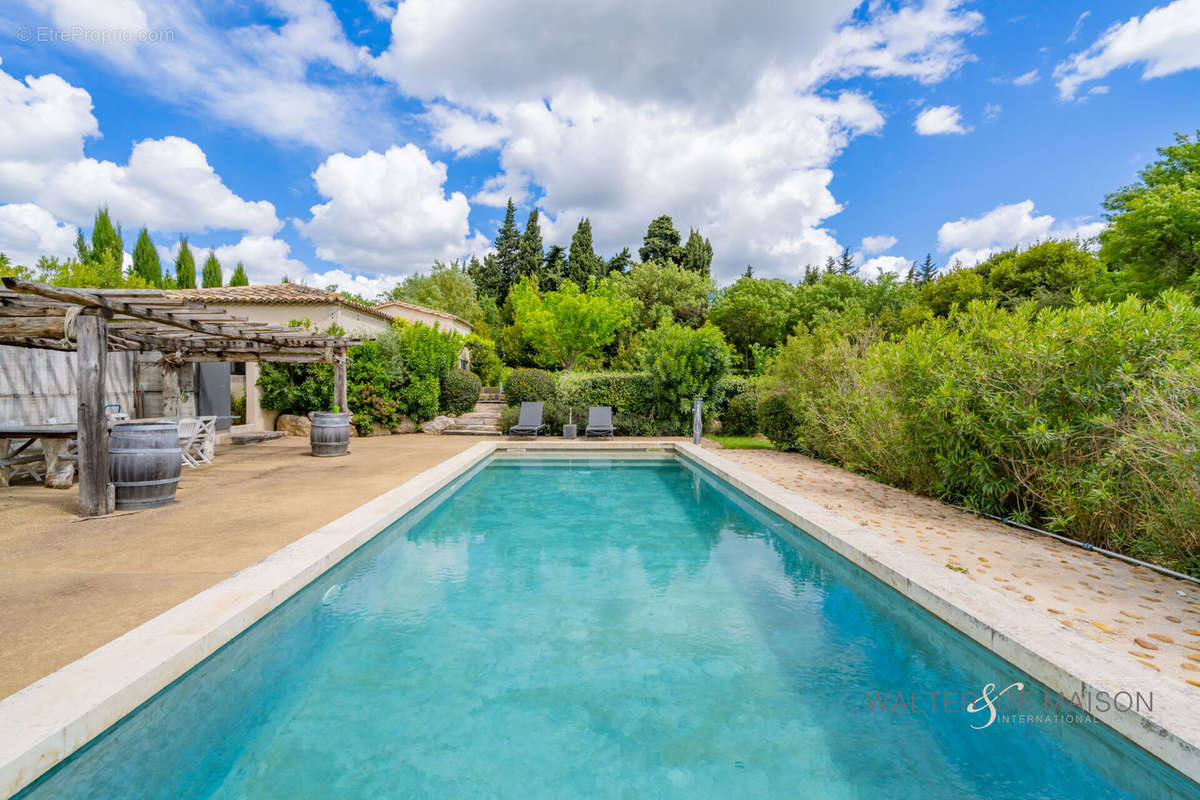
866, 682, 1153, 729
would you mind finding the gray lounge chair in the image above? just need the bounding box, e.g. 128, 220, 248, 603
585, 406, 615, 438
508, 401, 546, 439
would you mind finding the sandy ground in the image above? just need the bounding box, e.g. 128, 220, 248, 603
0, 434, 485, 698
3, 434, 1198, 701
716, 448, 1200, 692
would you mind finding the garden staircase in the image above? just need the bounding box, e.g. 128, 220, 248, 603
443, 387, 504, 435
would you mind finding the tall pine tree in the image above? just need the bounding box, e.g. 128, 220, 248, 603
680, 229, 713, 275
838, 246, 857, 275
201, 250, 222, 288
468, 254, 504, 301
175, 238, 197, 289
639, 215, 683, 264
568, 218, 602, 285
132, 227, 162, 286
917, 253, 938, 284
606, 247, 634, 275
229, 262, 249, 286
518, 209, 543, 279
493, 198, 522, 296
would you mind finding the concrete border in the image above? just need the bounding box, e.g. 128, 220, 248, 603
2, 439, 1197, 795
673, 442, 1200, 784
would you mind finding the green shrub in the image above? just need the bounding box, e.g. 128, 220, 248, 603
722, 392, 759, 435
556, 371, 662, 435
639, 322, 732, 434
465, 335, 504, 386
758, 392, 802, 450
504, 368, 557, 406
441, 368, 482, 415
258, 362, 333, 415
713, 375, 756, 417
762, 291, 1200, 575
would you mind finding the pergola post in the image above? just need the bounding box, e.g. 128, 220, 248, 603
162, 360, 181, 417
333, 347, 348, 415
76, 308, 113, 517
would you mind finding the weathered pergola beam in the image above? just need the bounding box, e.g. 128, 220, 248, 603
0, 306, 67, 317
2, 278, 317, 348
0, 337, 76, 352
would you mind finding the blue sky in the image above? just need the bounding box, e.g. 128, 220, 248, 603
1, 0, 1198, 293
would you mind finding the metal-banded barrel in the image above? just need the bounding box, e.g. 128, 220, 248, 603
310, 411, 350, 457
109, 422, 182, 510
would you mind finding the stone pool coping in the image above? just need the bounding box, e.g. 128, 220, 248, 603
1, 440, 1196, 795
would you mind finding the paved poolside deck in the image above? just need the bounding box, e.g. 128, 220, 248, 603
718, 448, 1200, 694
2, 435, 1197, 704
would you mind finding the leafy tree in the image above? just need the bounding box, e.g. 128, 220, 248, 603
977, 240, 1103, 308
509, 277, 632, 369
518, 208, 543, 279
201, 250, 223, 288
917, 266, 992, 316
639, 322, 732, 430
639, 215, 684, 264
0, 253, 33, 279
131, 227, 162, 286
608, 260, 712, 330
229, 262, 249, 286
175, 238, 197, 288
680, 229, 713, 275
709, 276, 798, 370
568, 217, 604, 285
1101, 131, 1200, 296
384, 259, 487, 333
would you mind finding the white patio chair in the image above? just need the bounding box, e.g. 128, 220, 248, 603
177, 417, 205, 469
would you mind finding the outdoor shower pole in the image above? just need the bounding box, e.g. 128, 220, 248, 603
692, 397, 702, 444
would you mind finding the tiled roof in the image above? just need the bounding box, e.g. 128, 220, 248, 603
169, 284, 395, 323
372, 300, 473, 330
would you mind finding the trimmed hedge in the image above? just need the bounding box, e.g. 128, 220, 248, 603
440, 368, 482, 415
504, 368, 557, 406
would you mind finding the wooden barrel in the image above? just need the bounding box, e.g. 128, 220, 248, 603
109, 422, 182, 510
310, 411, 350, 457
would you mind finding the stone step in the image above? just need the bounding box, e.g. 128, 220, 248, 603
476, 397, 503, 405
231, 430, 286, 445
443, 427, 503, 436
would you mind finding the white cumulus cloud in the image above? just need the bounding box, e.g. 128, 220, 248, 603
859, 255, 913, 280
861, 234, 898, 254
914, 104, 970, 135
0, 203, 78, 266
937, 199, 1106, 266
1012, 69, 1039, 85
295, 144, 490, 275
1055, 0, 1200, 100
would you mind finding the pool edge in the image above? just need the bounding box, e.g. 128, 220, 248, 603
673, 442, 1200, 785
0, 440, 499, 798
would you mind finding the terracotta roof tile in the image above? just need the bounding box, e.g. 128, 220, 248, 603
169, 284, 394, 323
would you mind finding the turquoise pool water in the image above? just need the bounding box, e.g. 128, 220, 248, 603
18, 457, 1198, 799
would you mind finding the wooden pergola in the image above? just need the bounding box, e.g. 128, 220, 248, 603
0, 278, 361, 517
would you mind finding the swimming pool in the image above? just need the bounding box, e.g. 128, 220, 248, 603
14, 455, 1199, 798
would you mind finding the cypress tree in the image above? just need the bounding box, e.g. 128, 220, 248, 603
568, 218, 601, 285
542, 245, 567, 292
680, 228, 713, 275
639, 215, 683, 264
89, 208, 123, 264
823, 256, 838, 275
743, 264, 754, 278
131, 227, 161, 286
175, 238, 197, 289
518, 208, 543, 279
201, 250, 222, 288
229, 262, 249, 286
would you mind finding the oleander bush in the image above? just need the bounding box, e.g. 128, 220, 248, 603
721, 392, 760, 435
441, 368, 482, 415
504, 368, 557, 405
761, 292, 1200, 575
